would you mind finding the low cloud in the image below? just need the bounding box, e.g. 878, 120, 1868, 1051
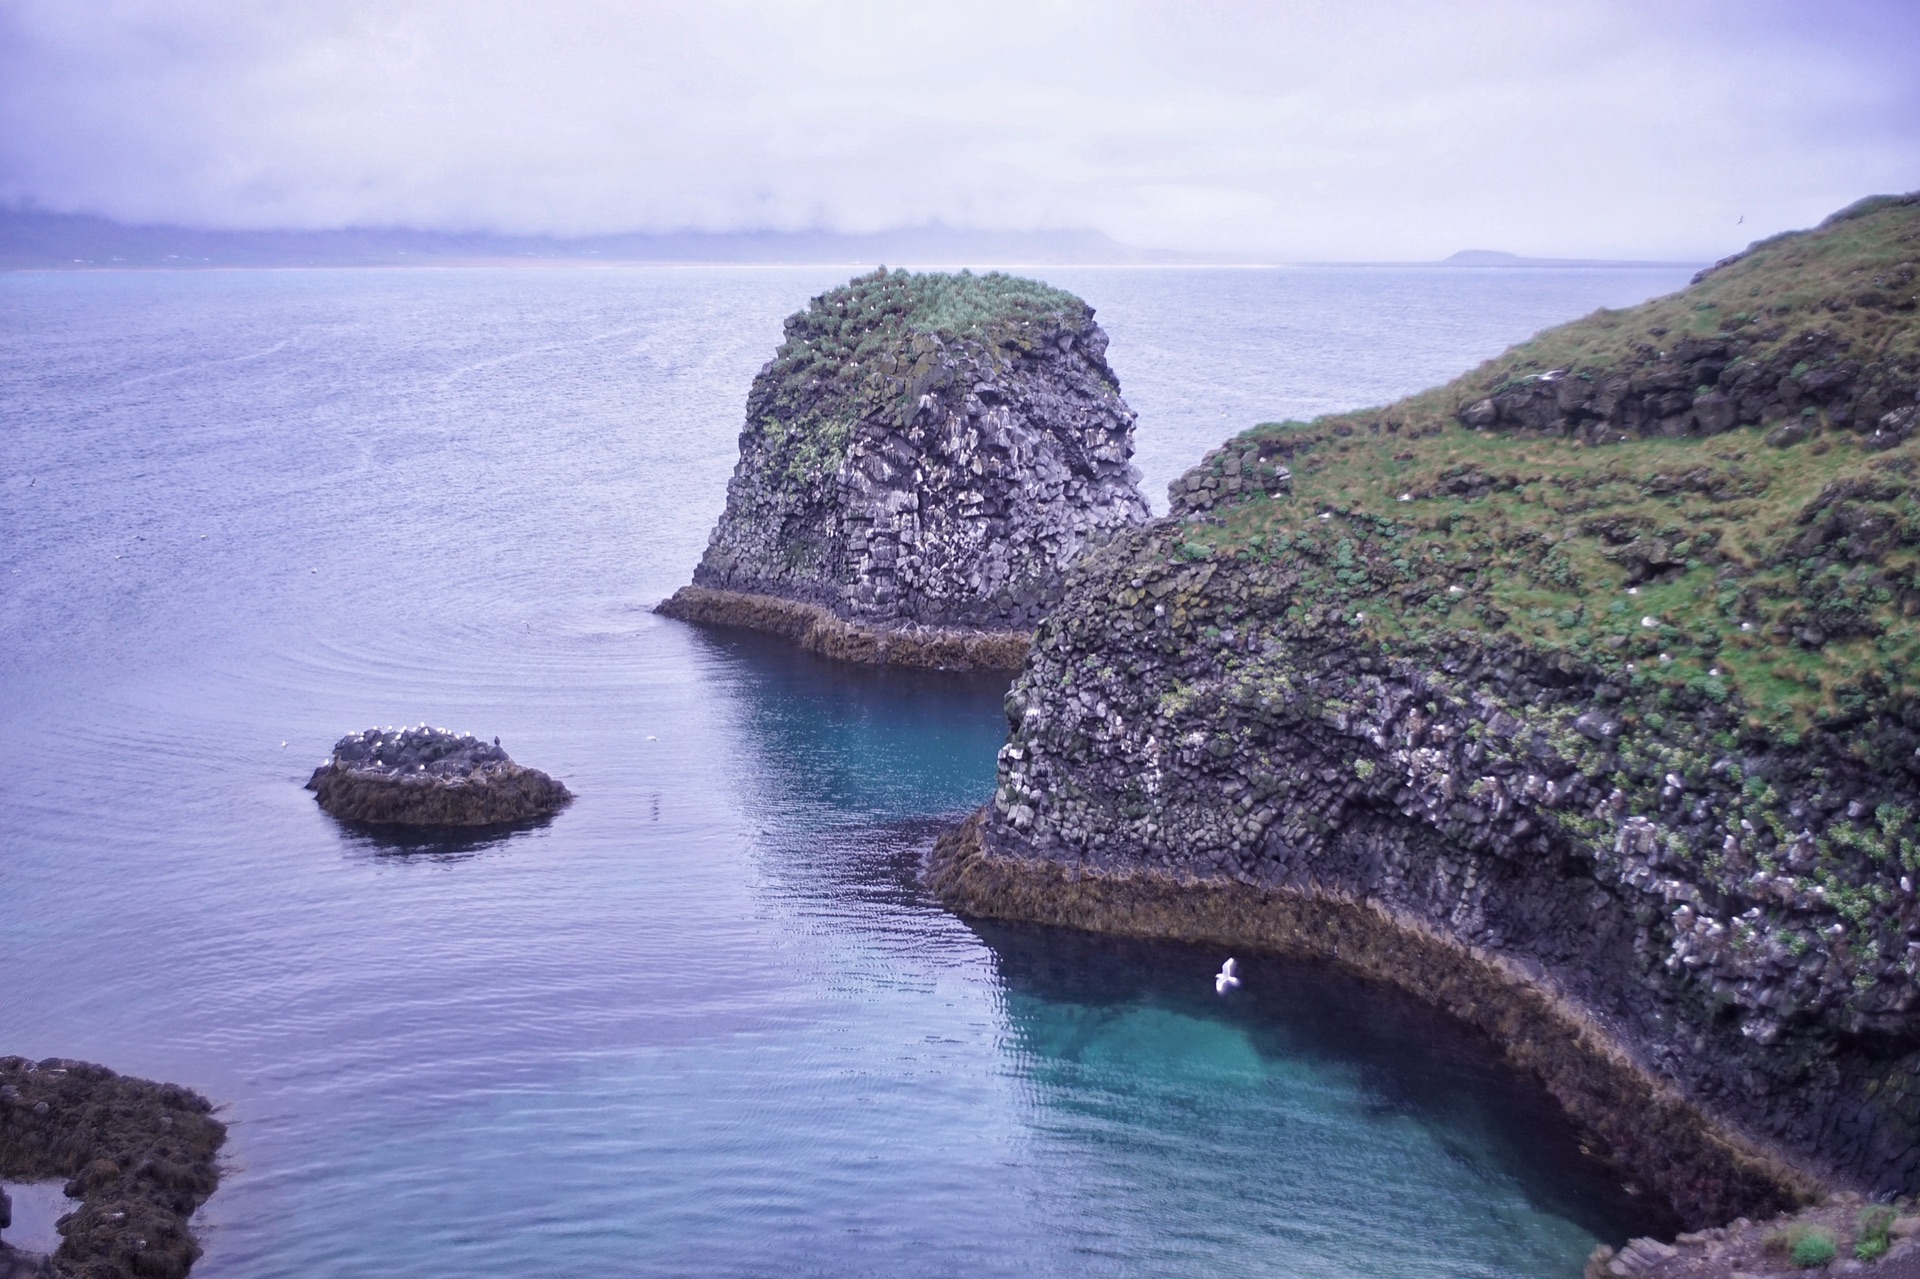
2, 0, 1915, 259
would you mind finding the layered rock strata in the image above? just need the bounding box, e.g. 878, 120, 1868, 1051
306, 726, 571, 826
0, 1057, 224, 1279
930, 194, 1920, 1228
659, 269, 1149, 668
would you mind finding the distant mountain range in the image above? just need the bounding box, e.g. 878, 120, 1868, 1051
0, 209, 1704, 270
0, 209, 1181, 269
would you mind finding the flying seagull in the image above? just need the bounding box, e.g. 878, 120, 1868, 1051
1215, 957, 1241, 994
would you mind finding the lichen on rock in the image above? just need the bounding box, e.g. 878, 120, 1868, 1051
306, 726, 572, 826
930, 193, 1920, 1226
660, 268, 1149, 666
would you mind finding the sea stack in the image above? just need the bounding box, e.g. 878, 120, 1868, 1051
931, 193, 1920, 1226
658, 268, 1150, 670
306, 726, 572, 826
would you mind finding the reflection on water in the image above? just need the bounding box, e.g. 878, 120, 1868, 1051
979, 921, 1681, 1269
690, 624, 1013, 827
332, 810, 569, 862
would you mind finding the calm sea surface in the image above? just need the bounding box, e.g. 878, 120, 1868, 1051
1, 263, 1693, 1278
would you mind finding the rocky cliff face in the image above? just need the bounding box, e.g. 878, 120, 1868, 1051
931, 195, 1920, 1226
664, 269, 1148, 655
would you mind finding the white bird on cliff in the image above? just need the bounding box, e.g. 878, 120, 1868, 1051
1215, 957, 1241, 995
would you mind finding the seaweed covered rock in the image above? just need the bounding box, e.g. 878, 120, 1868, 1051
306, 726, 571, 826
0, 1057, 224, 1279
932, 194, 1920, 1227
659, 268, 1149, 669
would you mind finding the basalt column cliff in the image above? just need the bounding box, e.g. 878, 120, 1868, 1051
660, 269, 1149, 670
931, 194, 1920, 1228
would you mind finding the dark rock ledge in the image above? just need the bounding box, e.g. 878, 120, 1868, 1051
929, 812, 1824, 1228
306, 726, 572, 826
0, 1057, 224, 1279
656, 585, 1030, 671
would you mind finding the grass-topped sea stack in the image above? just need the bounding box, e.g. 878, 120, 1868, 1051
306, 726, 572, 826
659, 269, 1149, 669
931, 194, 1920, 1224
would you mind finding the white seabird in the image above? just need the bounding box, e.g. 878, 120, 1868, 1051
1215, 957, 1241, 994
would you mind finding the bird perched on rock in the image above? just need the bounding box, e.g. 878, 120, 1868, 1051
1215, 957, 1240, 994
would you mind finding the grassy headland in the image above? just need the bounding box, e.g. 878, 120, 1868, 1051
1172, 193, 1920, 755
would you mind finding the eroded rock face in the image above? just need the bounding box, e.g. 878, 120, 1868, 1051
669, 269, 1149, 642
0, 1057, 224, 1279
1455, 329, 1915, 445
929, 195, 1920, 1228
306, 726, 571, 826
935, 523, 1920, 1221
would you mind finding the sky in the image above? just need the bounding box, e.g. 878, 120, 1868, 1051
1, 0, 1916, 261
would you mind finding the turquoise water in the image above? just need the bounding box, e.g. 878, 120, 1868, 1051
0, 264, 1692, 1276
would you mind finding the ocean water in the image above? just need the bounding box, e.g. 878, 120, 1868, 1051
0, 263, 1694, 1278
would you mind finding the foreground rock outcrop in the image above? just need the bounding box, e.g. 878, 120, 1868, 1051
931, 193, 1920, 1228
306, 726, 572, 826
0, 1057, 224, 1279
1586, 1196, 1920, 1277
659, 268, 1149, 669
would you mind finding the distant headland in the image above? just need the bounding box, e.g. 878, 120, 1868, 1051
1439, 248, 1701, 268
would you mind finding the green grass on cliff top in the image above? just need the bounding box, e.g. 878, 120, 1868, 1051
751, 269, 1092, 485
784, 267, 1087, 351
1460, 192, 1920, 388
1172, 195, 1920, 745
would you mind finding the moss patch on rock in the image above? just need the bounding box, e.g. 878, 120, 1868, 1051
676, 267, 1149, 646
0, 1058, 224, 1279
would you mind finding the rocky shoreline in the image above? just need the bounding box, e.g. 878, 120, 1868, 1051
928, 812, 1820, 1227
656, 584, 1029, 670
926, 193, 1920, 1240
1588, 1196, 1920, 1277
0, 1058, 224, 1279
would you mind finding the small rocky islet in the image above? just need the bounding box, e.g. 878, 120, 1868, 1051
0, 1058, 224, 1279
305, 725, 572, 827
926, 191, 1920, 1251
658, 267, 1150, 670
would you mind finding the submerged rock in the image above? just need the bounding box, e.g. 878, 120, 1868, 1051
0, 1056, 224, 1279
659, 268, 1150, 669
306, 726, 572, 826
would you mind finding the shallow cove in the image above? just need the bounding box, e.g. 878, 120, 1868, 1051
0, 263, 1696, 1276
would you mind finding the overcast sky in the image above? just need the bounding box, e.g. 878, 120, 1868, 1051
2, 0, 1916, 260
